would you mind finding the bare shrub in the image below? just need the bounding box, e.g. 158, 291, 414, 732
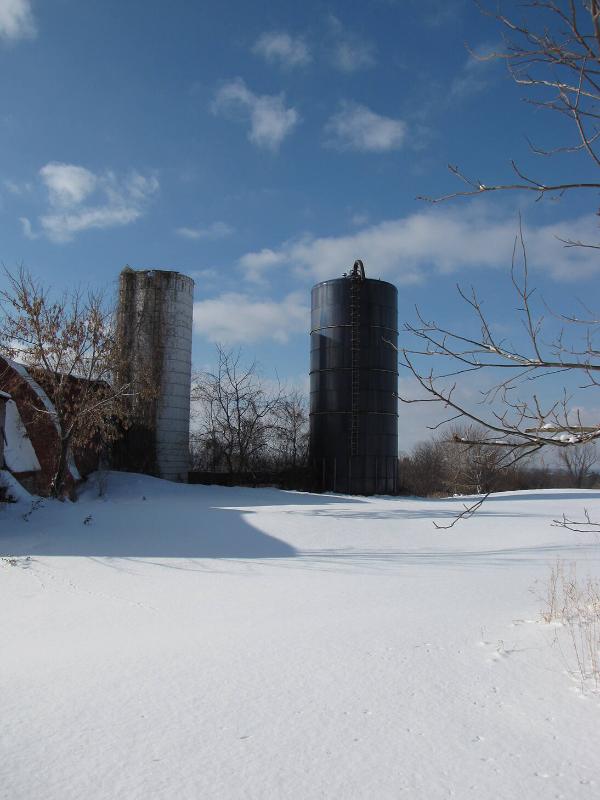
537, 562, 600, 692
401, 438, 448, 496
400, 425, 536, 497
559, 442, 598, 489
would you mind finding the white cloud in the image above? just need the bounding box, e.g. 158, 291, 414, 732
0, 0, 36, 41
238, 248, 284, 283
449, 72, 486, 101
176, 221, 234, 240
39, 163, 97, 207
190, 268, 220, 281
328, 15, 375, 73
449, 40, 501, 100
413, 0, 465, 28
237, 206, 600, 285
4, 178, 32, 195
19, 216, 36, 239
124, 172, 159, 203
193, 291, 308, 344
351, 212, 369, 227
324, 102, 407, 152
212, 78, 300, 152
40, 205, 142, 242
29, 163, 159, 243
252, 31, 311, 68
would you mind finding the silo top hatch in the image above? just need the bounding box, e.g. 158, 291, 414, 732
311, 262, 398, 335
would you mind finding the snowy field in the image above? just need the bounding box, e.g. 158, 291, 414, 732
1, 473, 600, 800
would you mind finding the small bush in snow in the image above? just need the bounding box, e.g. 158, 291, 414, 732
538, 562, 600, 693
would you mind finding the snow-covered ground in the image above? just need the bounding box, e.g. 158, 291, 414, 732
1, 473, 599, 799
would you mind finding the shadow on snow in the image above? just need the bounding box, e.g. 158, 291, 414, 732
0, 473, 357, 560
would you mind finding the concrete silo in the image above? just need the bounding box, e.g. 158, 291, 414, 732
116, 267, 194, 481
310, 260, 398, 495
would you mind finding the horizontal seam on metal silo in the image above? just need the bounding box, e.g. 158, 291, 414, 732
310, 324, 399, 334
308, 367, 400, 376
309, 410, 399, 416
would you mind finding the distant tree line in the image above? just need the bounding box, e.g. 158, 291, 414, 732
400, 426, 599, 498
2, 264, 596, 500
190, 349, 600, 496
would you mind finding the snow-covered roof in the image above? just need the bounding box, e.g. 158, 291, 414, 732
3, 400, 41, 473
5, 358, 60, 433
0, 469, 33, 502
1, 359, 81, 481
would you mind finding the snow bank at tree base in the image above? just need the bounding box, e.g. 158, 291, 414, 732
1, 473, 599, 800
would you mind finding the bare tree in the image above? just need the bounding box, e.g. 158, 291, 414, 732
559, 440, 598, 487
191, 346, 283, 473
383, 1, 600, 526
401, 438, 449, 497
398, 2, 600, 525
394, 263, 598, 455
0, 267, 135, 498
445, 425, 508, 494
400, 424, 528, 499
421, 1, 600, 220
271, 388, 309, 469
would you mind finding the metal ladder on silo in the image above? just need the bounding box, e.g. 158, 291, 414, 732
349, 261, 364, 456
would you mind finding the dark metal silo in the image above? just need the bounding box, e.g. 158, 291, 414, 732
310, 261, 398, 495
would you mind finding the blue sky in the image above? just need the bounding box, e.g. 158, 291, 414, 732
1, 0, 599, 448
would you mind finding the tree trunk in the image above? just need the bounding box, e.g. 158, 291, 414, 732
50, 433, 74, 499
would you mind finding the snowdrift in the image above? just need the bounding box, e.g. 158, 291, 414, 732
1, 473, 599, 799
